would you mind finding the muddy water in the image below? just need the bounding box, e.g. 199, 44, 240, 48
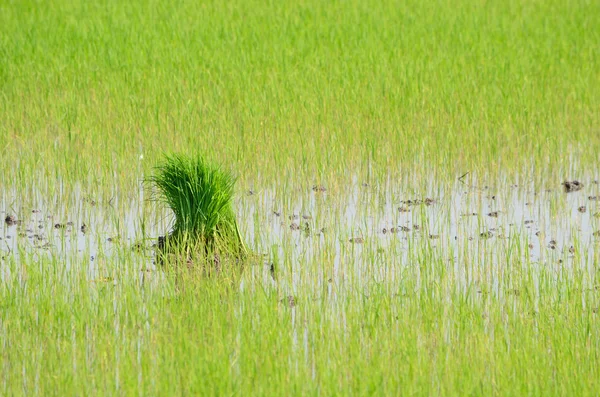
1, 177, 599, 292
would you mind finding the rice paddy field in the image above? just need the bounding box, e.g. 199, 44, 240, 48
1, 0, 600, 395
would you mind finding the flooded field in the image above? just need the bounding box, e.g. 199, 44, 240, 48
3, 176, 600, 293
1, 0, 599, 394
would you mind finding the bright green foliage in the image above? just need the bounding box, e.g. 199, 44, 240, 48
148, 154, 247, 265
0, 0, 598, 395
150, 154, 239, 245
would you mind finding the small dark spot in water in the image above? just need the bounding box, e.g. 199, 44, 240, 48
461, 213, 478, 216
548, 239, 557, 249
429, 234, 439, 239
349, 237, 364, 244
362, 183, 370, 187
303, 222, 311, 236
569, 246, 575, 254
289, 223, 300, 231
487, 211, 498, 218
398, 207, 410, 213
578, 206, 587, 213
491, 195, 496, 200
5, 215, 17, 226
589, 196, 599, 201
382, 228, 387, 234
528, 244, 534, 249
390, 227, 397, 233
281, 295, 296, 307
328, 278, 333, 283
66, 221, 73, 226
319, 227, 326, 234
131, 243, 145, 253
413, 225, 420, 230
536, 231, 541, 236
312, 185, 326, 192
524, 220, 534, 225
302, 215, 312, 220
269, 263, 276, 281
247, 190, 255, 196
272, 211, 281, 217
81, 224, 88, 233
480, 231, 493, 238
401, 198, 436, 206
399, 226, 411, 232
562, 180, 583, 193
289, 214, 298, 220
32, 209, 41, 214
54, 223, 66, 229
558, 259, 563, 264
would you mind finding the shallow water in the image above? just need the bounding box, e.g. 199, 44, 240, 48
1, 175, 599, 295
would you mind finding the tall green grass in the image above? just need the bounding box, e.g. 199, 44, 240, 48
0, 0, 598, 193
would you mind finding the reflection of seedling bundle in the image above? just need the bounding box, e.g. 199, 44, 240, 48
149, 154, 247, 276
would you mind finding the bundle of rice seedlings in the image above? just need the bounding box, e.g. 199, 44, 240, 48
148, 153, 247, 278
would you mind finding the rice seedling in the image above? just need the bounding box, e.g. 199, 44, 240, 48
148, 153, 247, 277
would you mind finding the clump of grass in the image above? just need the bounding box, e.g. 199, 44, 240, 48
148, 153, 247, 275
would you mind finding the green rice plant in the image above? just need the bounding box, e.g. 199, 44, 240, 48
148, 153, 247, 276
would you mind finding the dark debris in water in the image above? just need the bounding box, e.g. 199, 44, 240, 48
349, 237, 364, 244
5, 215, 17, 226
487, 211, 498, 218
400, 198, 436, 206
280, 295, 297, 308
562, 180, 584, 193
480, 231, 493, 239
312, 185, 326, 192
578, 206, 587, 213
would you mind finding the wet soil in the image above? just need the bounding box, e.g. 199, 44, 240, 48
563, 180, 584, 193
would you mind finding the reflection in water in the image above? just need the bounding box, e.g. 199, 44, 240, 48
1, 176, 599, 298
